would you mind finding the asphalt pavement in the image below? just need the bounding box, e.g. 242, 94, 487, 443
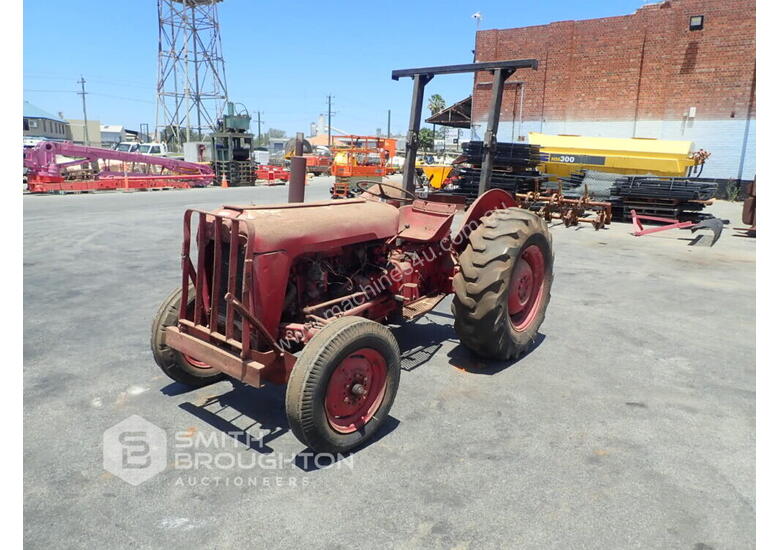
24, 177, 755, 549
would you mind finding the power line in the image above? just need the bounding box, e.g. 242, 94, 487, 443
24, 88, 154, 104
91, 92, 154, 104
25, 74, 151, 90
24, 89, 73, 93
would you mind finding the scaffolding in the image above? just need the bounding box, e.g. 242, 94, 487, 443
155, 0, 229, 148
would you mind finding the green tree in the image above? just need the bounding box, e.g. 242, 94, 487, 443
256, 128, 286, 147
419, 128, 434, 151
427, 94, 446, 152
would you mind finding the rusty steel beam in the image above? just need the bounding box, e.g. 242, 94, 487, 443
391, 59, 538, 80
393, 59, 537, 197
478, 68, 514, 196
401, 73, 432, 194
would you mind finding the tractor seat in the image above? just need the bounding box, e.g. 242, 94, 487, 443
396, 200, 457, 242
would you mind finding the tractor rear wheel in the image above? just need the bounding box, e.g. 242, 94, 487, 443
452, 207, 553, 361
151, 286, 225, 387
285, 317, 401, 454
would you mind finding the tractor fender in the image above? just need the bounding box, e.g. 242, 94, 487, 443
451, 189, 518, 254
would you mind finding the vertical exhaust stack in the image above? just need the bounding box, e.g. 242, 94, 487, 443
288, 132, 306, 203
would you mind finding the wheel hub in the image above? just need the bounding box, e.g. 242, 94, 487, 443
510, 260, 534, 310
507, 245, 546, 332
325, 348, 388, 434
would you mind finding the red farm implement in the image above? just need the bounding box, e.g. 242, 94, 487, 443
255, 164, 289, 183
24, 141, 214, 193
630, 209, 725, 246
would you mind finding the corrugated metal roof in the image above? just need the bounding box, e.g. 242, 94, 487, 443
23, 101, 62, 121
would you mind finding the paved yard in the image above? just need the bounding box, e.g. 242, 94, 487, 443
24, 179, 755, 549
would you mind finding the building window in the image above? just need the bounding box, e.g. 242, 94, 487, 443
29, 120, 38, 129
689, 15, 704, 31
24, 119, 29, 131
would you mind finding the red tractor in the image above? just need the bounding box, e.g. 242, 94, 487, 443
151, 59, 551, 453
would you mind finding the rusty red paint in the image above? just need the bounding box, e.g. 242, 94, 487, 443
630, 210, 695, 236
164, 188, 541, 390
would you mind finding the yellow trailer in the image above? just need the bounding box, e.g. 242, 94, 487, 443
528, 132, 707, 180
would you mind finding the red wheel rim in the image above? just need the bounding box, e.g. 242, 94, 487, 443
181, 299, 211, 370
183, 354, 211, 369
507, 245, 546, 332
324, 348, 388, 434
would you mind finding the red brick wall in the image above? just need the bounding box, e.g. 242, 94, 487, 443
472, 0, 756, 124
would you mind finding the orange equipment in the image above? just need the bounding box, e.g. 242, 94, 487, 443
329, 135, 397, 198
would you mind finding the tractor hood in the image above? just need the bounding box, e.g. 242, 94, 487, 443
217, 198, 400, 255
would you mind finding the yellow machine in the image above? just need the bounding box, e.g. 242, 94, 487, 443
421, 165, 453, 189
528, 132, 708, 180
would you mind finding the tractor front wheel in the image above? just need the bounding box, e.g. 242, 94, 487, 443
151, 286, 225, 387
285, 317, 401, 454
452, 207, 553, 361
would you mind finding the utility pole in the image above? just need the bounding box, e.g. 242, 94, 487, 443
77, 76, 89, 146
256, 110, 264, 145
327, 94, 333, 147
387, 109, 391, 138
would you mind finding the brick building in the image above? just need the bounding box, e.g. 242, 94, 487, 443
471, 0, 755, 179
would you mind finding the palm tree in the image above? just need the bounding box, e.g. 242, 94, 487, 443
427, 94, 446, 153
427, 94, 446, 117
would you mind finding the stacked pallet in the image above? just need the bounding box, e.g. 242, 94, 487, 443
611, 177, 717, 201
447, 142, 547, 198
560, 170, 718, 221
610, 177, 717, 221
213, 160, 256, 187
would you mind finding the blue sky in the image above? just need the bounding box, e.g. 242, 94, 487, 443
23, 0, 647, 137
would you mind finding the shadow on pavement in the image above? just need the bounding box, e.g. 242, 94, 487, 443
392, 320, 459, 372
162, 317, 546, 460
447, 333, 547, 374
175, 381, 289, 454
160, 382, 199, 397
293, 416, 401, 472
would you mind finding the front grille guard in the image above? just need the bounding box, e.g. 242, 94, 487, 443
179, 209, 279, 361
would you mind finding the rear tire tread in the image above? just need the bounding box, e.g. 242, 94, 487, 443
452, 207, 554, 361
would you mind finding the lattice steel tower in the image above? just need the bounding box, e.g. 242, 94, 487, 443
155, 0, 229, 147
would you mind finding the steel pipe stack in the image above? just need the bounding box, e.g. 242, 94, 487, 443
446, 141, 547, 199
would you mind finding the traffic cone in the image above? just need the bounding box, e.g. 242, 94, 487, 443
220, 174, 228, 188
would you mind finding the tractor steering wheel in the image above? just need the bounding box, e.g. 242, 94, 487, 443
356, 180, 417, 204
